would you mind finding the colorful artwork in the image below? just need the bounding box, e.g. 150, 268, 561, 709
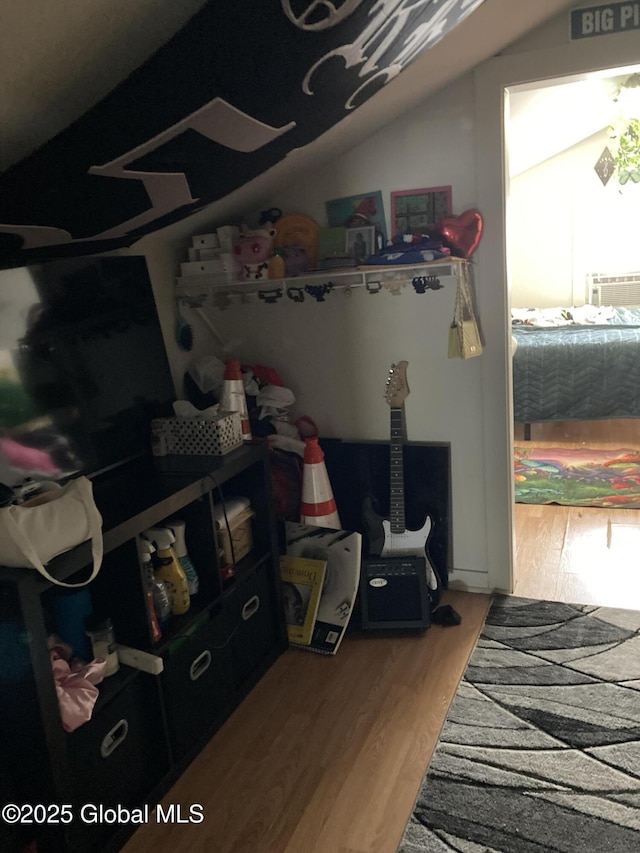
326, 191, 387, 245
390, 186, 451, 237
514, 446, 640, 507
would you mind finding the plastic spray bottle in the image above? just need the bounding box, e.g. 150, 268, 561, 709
138, 538, 165, 642
146, 527, 191, 616
166, 518, 199, 595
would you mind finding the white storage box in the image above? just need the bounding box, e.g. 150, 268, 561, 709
185, 247, 224, 262
150, 411, 243, 458
216, 225, 240, 253
216, 506, 255, 566
198, 248, 223, 261
180, 259, 225, 276
191, 232, 220, 249
220, 253, 241, 274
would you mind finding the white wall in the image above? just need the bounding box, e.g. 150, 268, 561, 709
132, 7, 640, 597
509, 121, 640, 309
508, 130, 607, 308
267, 74, 487, 590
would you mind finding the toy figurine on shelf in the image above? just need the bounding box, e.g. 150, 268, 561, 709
234, 223, 276, 281
268, 247, 286, 279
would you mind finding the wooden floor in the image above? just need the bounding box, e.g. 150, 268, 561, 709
513, 418, 640, 610
121, 590, 490, 853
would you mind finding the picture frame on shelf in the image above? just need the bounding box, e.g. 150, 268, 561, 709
345, 226, 376, 264
390, 186, 452, 238
326, 191, 387, 246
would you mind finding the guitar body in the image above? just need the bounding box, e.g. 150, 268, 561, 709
363, 496, 432, 559
362, 361, 441, 609
381, 516, 432, 560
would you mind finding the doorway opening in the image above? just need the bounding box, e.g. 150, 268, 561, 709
505, 64, 640, 609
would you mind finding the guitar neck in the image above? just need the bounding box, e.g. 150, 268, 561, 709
389, 406, 406, 533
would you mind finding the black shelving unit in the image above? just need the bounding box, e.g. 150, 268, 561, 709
0, 443, 288, 853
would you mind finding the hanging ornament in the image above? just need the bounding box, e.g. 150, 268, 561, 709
594, 146, 614, 186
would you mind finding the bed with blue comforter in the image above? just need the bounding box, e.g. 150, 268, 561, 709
512, 305, 640, 424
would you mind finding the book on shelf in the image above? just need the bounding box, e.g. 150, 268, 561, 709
279, 555, 327, 646
284, 522, 362, 655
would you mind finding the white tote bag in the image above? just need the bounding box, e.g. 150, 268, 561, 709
0, 476, 103, 587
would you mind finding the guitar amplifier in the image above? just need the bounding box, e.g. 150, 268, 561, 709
359, 556, 431, 630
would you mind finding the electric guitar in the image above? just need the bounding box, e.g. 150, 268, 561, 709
363, 361, 441, 607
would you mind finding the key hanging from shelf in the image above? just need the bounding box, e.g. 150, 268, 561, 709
287, 287, 305, 303
366, 280, 382, 294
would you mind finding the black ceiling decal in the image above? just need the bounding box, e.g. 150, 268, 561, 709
0, 0, 485, 264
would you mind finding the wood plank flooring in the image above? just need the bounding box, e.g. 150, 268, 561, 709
513, 418, 640, 609
514, 503, 640, 608
121, 590, 490, 853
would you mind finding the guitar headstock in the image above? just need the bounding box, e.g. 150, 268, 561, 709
385, 361, 409, 408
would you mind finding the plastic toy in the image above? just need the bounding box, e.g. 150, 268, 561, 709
234, 223, 276, 280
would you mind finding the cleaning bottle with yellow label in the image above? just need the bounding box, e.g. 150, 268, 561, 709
145, 527, 190, 616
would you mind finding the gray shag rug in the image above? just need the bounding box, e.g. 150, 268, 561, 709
399, 594, 640, 852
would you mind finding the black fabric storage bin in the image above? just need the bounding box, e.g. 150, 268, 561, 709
161, 604, 235, 760
65, 674, 169, 852
229, 564, 277, 688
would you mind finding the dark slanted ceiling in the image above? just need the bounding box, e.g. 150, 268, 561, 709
0, 0, 577, 265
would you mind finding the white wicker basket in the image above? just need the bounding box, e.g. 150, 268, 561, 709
151, 412, 243, 457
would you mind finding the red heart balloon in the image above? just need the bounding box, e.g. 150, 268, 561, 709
435, 209, 483, 258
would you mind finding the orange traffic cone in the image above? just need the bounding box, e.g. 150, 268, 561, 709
300, 437, 341, 530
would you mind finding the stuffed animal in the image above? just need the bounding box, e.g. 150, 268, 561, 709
233, 223, 276, 280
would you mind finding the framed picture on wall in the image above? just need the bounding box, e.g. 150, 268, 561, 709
390, 186, 452, 238
345, 225, 375, 264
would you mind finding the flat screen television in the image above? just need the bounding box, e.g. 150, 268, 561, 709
0, 255, 176, 491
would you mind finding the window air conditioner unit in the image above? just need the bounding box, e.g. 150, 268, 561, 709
587, 272, 640, 307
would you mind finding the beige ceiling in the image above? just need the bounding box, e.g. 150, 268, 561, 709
0, 0, 580, 177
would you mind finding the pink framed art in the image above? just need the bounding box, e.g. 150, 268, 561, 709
390, 186, 452, 238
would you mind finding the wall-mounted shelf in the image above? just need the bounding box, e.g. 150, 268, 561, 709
176, 258, 469, 306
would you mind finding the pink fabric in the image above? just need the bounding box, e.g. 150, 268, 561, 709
50, 642, 106, 732
0, 436, 61, 473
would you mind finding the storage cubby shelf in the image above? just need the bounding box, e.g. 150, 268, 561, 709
0, 443, 287, 853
